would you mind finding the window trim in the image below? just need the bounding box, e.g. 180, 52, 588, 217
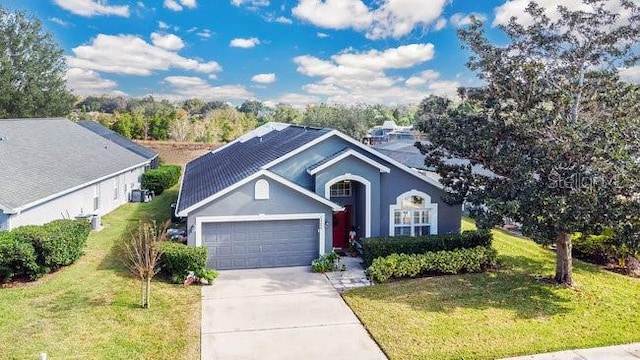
389, 190, 438, 236
329, 180, 352, 197
93, 184, 101, 211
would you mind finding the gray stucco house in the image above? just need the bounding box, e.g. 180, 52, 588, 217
0, 118, 152, 231
176, 122, 462, 270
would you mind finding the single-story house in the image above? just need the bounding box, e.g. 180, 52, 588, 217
175, 122, 462, 270
78, 120, 159, 169
0, 118, 152, 231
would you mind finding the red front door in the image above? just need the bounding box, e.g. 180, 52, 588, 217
332, 205, 352, 248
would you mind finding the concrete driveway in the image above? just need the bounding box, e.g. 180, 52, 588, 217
201, 266, 387, 360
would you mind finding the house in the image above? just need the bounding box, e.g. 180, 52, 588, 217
77, 120, 159, 169
175, 122, 462, 270
0, 118, 152, 231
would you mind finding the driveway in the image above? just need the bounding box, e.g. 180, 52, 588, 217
201, 266, 387, 360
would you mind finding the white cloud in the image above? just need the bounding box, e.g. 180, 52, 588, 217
68, 34, 221, 76
433, 17, 447, 31
159, 76, 253, 101
151, 32, 185, 51
620, 66, 640, 84
66, 68, 121, 96
230, 37, 261, 48
197, 29, 213, 39
164, 0, 196, 11
49, 17, 72, 27
492, 0, 632, 27
137, 1, 145, 7
180, 0, 197, 8
272, 93, 321, 108
53, 0, 129, 17
292, 0, 372, 30
231, 0, 270, 7
158, 21, 170, 30
291, 0, 448, 39
267, 16, 293, 24
292, 43, 459, 105
251, 73, 277, 84
317, 32, 329, 38
450, 12, 487, 27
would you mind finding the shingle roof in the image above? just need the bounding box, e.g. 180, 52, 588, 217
0, 118, 149, 212
177, 123, 330, 213
77, 120, 158, 160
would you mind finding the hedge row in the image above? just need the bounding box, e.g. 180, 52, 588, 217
0, 220, 91, 282
366, 246, 498, 283
160, 242, 208, 283
141, 165, 181, 195
361, 230, 493, 266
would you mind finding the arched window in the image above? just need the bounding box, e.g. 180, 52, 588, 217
390, 191, 437, 236
254, 179, 269, 200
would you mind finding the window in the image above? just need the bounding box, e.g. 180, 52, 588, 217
255, 179, 270, 200
93, 184, 100, 211
390, 191, 436, 236
113, 177, 119, 200
330, 180, 352, 197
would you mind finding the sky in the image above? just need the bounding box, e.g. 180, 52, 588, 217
2, 0, 639, 107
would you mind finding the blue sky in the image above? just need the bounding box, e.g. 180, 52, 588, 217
2, 0, 637, 106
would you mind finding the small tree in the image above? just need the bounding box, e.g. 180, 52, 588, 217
121, 221, 167, 309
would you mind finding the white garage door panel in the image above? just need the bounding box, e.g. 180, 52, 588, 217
202, 219, 319, 270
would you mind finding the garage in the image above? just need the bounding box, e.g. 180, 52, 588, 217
201, 219, 320, 270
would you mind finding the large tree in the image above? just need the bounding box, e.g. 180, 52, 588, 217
0, 7, 74, 118
418, 0, 640, 285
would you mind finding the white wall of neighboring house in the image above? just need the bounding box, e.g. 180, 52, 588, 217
6, 166, 146, 230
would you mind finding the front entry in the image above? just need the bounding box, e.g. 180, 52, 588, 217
332, 205, 352, 248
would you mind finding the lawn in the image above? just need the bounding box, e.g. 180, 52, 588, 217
344, 218, 640, 360
0, 187, 201, 360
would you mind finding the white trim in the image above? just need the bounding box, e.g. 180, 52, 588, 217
177, 169, 343, 216
324, 174, 371, 238
10, 160, 149, 214
389, 189, 438, 236
307, 149, 391, 175
261, 130, 444, 189
254, 179, 270, 200
194, 213, 326, 256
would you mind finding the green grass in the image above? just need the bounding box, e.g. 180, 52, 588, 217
0, 187, 200, 360
344, 218, 640, 360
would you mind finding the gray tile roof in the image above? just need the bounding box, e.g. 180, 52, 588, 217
0, 118, 149, 212
177, 123, 330, 214
77, 120, 158, 160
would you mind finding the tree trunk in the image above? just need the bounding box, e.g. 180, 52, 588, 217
141, 279, 145, 308
555, 232, 573, 286
145, 277, 151, 309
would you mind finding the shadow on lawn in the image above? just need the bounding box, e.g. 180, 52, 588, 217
350, 253, 573, 319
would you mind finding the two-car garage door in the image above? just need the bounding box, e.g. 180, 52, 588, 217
201, 219, 320, 270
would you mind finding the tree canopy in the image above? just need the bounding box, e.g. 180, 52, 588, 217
0, 7, 74, 118
417, 0, 640, 285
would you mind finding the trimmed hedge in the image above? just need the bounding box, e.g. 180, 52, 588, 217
0, 219, 91, 283
141, 165, 181, 195
0, 232, 39, 282
160, 242, 208, 283
366, 246, 498, 283
361, 230, 493, 266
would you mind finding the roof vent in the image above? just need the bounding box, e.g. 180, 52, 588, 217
0, 135, 5, 141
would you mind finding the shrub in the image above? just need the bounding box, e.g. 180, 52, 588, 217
572, 233, 613, 265
0, 232, 39, 282
13, 219, 90, 273
366, 246, 497, 283
311, 251, 340, 273
141, 165, 181, 195
160, 242, 207, 283
361, 230, 493, 267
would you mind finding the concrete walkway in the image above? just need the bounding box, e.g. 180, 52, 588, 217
502, 343, 640, 360
201, 266, 387, 360
324, 255, 372, 292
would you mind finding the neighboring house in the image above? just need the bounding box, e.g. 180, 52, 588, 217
77, 120, 159, 169
176, 122, 462, 270
0, 118, 152, 231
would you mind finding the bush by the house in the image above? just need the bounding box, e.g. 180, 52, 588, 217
13, 220, 91, 274
0, 232, 39, 282
366, 246, 497, 283
361, 230, 493, 267
572, 232, 613, 265
141, 165, 181, 195
311, 251, 340, 273
160, 242, 211, 283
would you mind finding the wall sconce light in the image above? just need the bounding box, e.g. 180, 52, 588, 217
189, 225, 195, 234
324, 221, 329, 227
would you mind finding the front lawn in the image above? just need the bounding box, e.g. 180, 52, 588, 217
0, 188, 200, 359
344, 218, 640, 360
